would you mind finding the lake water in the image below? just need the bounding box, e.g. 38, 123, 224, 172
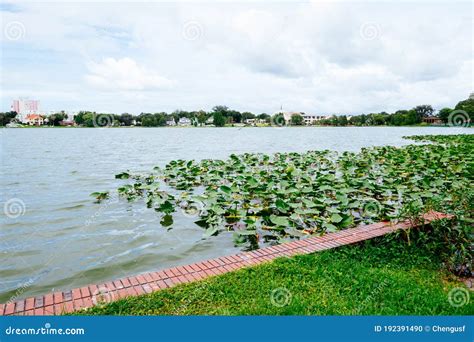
0, 126, 470, 301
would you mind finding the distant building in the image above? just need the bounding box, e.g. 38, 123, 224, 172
244, 118, 267, 125
11, 98, 40, 122
24, 114, 44, 126
282, 111, 303, 124
166, 119, 176, 126
59, 120, 74, 126
178, 117, 192, 126
301, 114, 328, 125
272, 111, 304, 125
274, 111, 329, 125
423, 116, 443, 125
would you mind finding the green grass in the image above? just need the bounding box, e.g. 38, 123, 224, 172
76, 237, 472, 315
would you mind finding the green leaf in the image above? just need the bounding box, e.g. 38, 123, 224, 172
324, 222, 338, 232
340, 215, 354, 228
203, 226, 219, 238
270, 215, 290, 227
160, 214, 173, 227
156, 200, 175, 214
275, 199, 289, 213
90, 191, 109, 202
219, 185, 232, 194
115, 172, 130, 179
330, 213, 343, 223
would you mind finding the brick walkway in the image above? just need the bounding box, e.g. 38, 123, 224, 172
0, 211, 451, 316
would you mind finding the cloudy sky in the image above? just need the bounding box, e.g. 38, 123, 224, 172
1, 0, 472, 115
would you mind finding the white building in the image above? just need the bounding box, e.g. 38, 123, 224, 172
166, 119, 176, 126
178, 117, 192, 126
244, 118, 267, 125
301, 114, 328, 125
275, 111, 328, 125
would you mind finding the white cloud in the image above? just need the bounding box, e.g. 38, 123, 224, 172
84, 57, 175, 91
1, 1, 472, 114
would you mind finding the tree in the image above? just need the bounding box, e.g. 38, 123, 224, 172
405, 109, 419, 125
290, 114, 304, 125
141, 115, 157, 127
0, 111, 17, 126
272, 113, 285, 126
196, 110, 208, 125
349, 114, 367, 126
413, 105, 434, 122
154, 113, 167, 126
242, 112, 255, 122
337, 115, 348, 126
82, 113, 95, 127
48, 111, 67, 126
119, 113, 134, 126
371, 113, 387, 125
213, 112, 226, 127
454, 97, 474, 123
329, 115, 339, 126
212, 105, 229, 114
74, 111, 87, 125
438, 107, 452, 124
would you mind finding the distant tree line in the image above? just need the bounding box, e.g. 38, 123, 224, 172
318, 105, 433, 126
319, 98, 473, 126
1, 96, 472, 127
73, 106, 272, 127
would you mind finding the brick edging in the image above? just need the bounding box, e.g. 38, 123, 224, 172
0, 211, 452, 316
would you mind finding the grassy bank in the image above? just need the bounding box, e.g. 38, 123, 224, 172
76, 236, 472, 315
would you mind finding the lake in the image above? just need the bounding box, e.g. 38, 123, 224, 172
0, 126, 470, 301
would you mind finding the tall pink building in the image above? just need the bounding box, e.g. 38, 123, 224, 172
11, 98, 40, 122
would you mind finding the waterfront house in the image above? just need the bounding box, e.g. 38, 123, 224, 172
24, 114, 45, 126
166, 119, 176, 126
59, 120, 75, 126
244, 118, 267, 125
178, 117, 192, 126
423, 116, 443, 125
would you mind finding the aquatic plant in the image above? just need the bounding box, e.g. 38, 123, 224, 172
94, 134, 473, 274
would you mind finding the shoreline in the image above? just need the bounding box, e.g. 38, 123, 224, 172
2, 125, 468, 129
